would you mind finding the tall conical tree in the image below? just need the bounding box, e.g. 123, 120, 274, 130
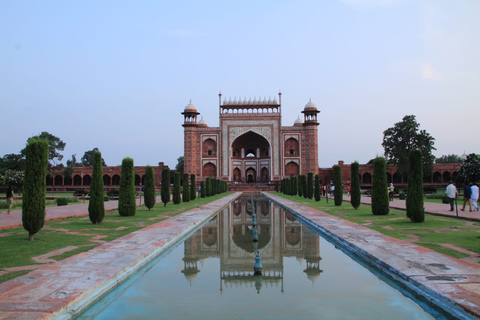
144, 165, 155, 210
22, 138, 49, 241
200, 180, 206, 198
190, 174, 196, 201
119, 157, 136, 216
407, 149, 425, 222
182, 173, 190, 202
372, 157, 389, 215
314, 174, 321, 201
206, 177, 212, 197
333, 166, 343, 206
173, 172, 181, 204
161, 167, 170, 207
88, 151, 105, 224
350, 161, 361, 209
298, 175, 304, 197
307, 172, 314, 199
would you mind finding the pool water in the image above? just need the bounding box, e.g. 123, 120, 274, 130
79, 195, 436, 319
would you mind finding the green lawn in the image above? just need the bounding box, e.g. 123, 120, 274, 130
0, 193, 231, 283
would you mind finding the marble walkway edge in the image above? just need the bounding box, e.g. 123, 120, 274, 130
263, 192, 480, 320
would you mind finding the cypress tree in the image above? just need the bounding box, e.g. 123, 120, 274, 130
307, 172, 314, 199
88, 151, 105, 223
206, 177, 212, 197
182, 173, 190, 202
286, 178, 291, 195
22, 138, 49, 241
291, 176, 297, 196
280, 179, 284, 193
119, 157, 136, 216
298, 175, 304, 197
275, 181, 279, 192
301, 175, 307, 199
351, 161, 361, 209
200, 180, 206, 198
333, 166, 343, 206
173, 172, 181, 204
372, 157, 389, 215
407, 149, 425, 222
161, 167, 170, 207
144, 165, 155, 210
314, 174, 321, 201
190, 174, 196, 201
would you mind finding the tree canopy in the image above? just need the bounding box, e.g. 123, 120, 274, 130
0, 153, 25, 174
21, 131, 66, 168
436, 154, 463, 163
456, 153, 480, 185
175, 156, 184, 172
382, 115, 436, 177
81, 148, 106, 166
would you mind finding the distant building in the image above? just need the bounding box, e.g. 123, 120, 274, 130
182, 93, 320, 184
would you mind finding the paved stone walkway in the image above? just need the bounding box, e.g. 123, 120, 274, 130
0, 196, 162, 231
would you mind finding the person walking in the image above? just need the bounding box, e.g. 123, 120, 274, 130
471, 182, 479, 212
461, 183, 473, 212
389, 183, 394, 201
445, 181, 457, 212
6, 186, 15, 215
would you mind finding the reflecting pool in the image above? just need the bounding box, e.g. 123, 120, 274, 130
80, 195, 437, 319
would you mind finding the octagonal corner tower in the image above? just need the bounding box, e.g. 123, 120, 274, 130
182, 93, 319, 184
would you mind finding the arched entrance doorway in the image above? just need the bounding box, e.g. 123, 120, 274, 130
231, 131, 271, 183
246, 168, 256, 183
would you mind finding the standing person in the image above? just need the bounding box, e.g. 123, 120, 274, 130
6, 186, 15, 215
461, 183, 473, 212
389, 183, 395, 201
346, 185, 351, 196
445, 181, 457, 212
471, 182, 479, 212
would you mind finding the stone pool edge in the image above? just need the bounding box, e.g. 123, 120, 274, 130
263, 192, 480, 320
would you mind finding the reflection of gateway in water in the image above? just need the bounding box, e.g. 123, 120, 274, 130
181, 195, 322, 292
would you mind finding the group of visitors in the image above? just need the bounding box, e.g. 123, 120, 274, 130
446, 181, 479, 212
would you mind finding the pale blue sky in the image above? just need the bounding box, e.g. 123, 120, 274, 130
1, 0, 479, 168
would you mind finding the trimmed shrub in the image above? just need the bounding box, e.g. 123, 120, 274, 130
106, 188, 119, 196
399, 192, 406, 200
56, 197, 68, 206
74, 189, 87, 197
350, 161, 361, 209
372, 157, 389, 215
333, 166, 343, 206
442, 194, 449, 204
88, 151, 105, 224
144, 165, 155, 210
161, 168, 170, 207
200, 180, 206, 198
173, 172, 181, 204
307, 172, 314, 199
423, 185, 437, 193
103, 195, 110, 202
182, 173, 190, 202
118, 157, 136, 216
407, 149, 425, 223
190, 174, 196, 201
22, 138, 49, 241
314, 174, 321, 201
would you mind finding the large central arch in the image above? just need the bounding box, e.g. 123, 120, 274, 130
231, 131, 271, 182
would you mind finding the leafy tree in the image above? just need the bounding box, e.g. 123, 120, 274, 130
456, 154, 480, 185
182, 173, 190, 202
161, 168, 171, 207
118, 157, 136, 216
175, 156, 184, 173
350, 161, 361, 209
81, 148, 106, 166
21, 131, 66, 168
436, 154, 463, 163
66, 154, 83, 167
22, 138, 49, 241
0, 153, 25, 174
314, 174, 321, 201
407, 150, 425, 222
190, 174, 196, 201
372, 157, 389, 215
144, 165, 155, 210
88, 152, 105, 224
173, 172, 181, 204
2, 169, 24, 194
382, 115, 436, 177
333, 166, 343, 206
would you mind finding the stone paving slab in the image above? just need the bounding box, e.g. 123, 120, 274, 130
0, 193, 242, 319
265, 192, 480, 320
